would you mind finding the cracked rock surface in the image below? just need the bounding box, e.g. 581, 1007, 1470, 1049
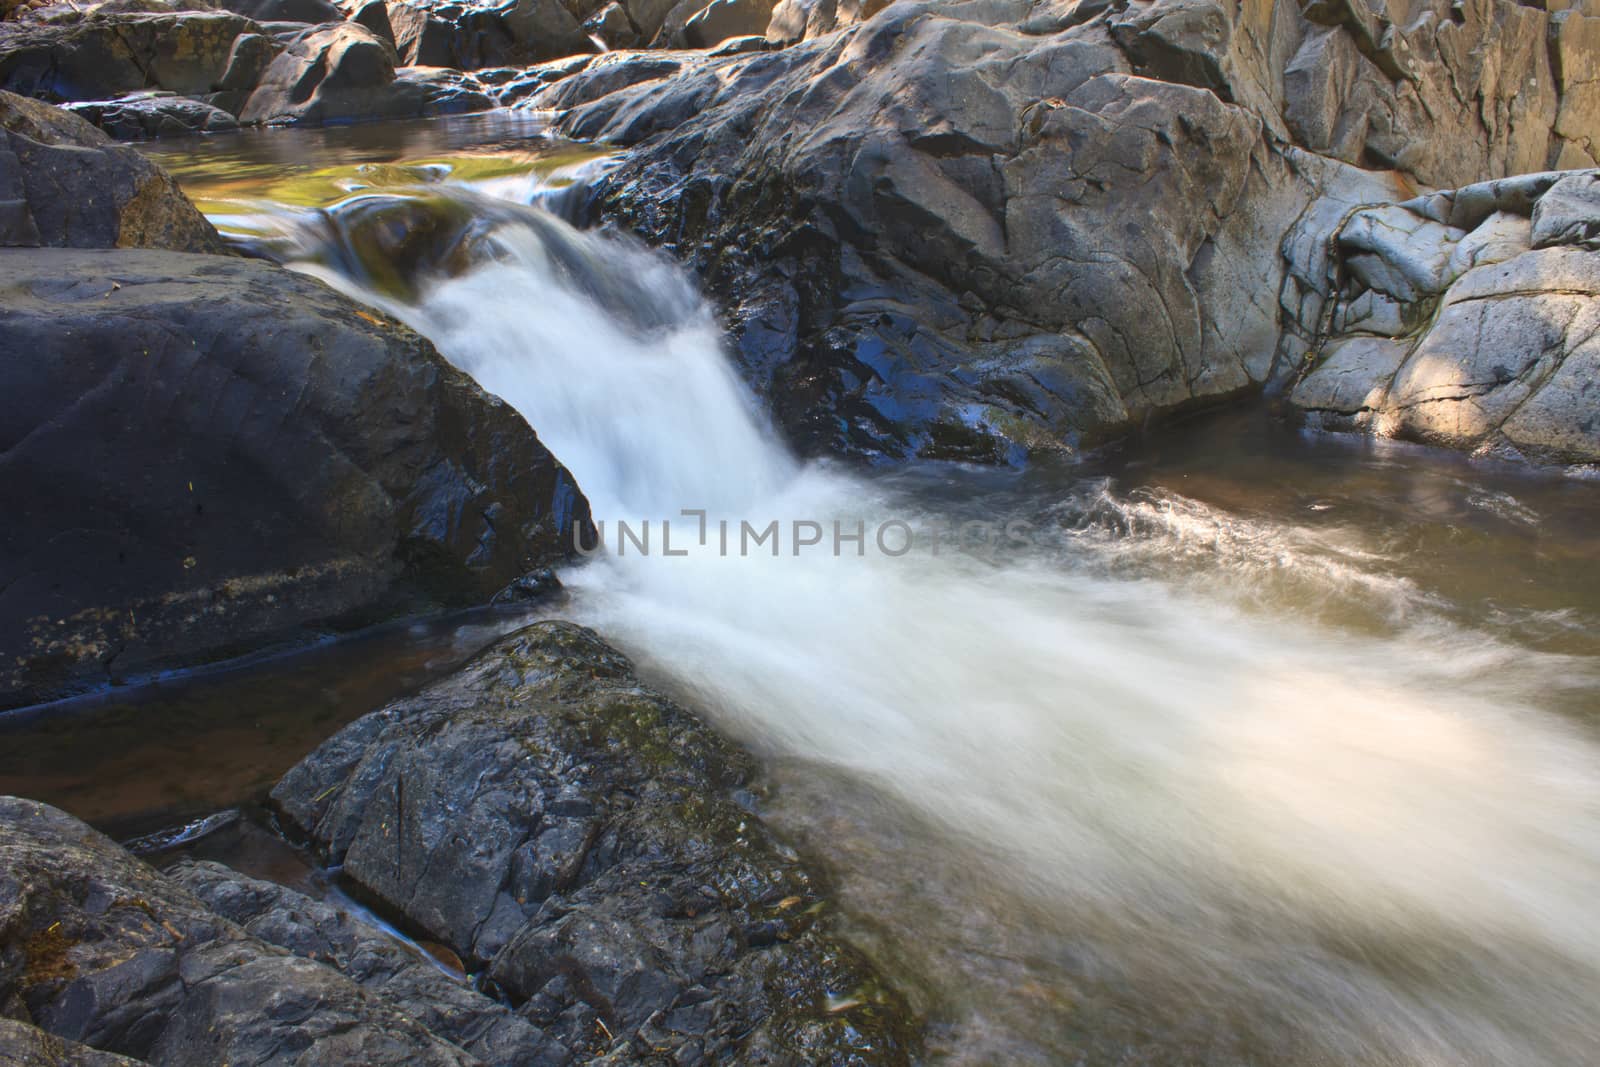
1289, 169, 1600, 465
273, 620, 919, 1065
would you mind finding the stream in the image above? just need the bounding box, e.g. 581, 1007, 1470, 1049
8, 113, 1600, 1065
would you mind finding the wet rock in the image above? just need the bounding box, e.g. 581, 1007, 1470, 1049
240, 21, 421, 125
0, 90, 224, 250
0, 7, 257, 101
64, 92, 238, 138
167, 859, 564, 1064
0, 1019, 145, 1066
0, 249, 590, 708
0, 797, 480, 1064
1289, 169, 1600, 465
379, 0, 594, 69
556, 0, 1599, 462
583, 1, 639, 49
272, 621, 920, 1064
397, 65, 498, 115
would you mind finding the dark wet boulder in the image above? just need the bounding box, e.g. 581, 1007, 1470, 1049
0, 1019, 145, 1067
64, 92, 238, 138
0, 6, 257, 101
396, 64, 498, 115
239, 21, 421, 125
273, 621, 920, 1064
168, 859, 564, 1064
0, 249, 590, 708
0, 90, 224, 250
0, 797, 481, 1064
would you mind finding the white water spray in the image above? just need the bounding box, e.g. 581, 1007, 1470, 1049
299, 191, 1600, 1065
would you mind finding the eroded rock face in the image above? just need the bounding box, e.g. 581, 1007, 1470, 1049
1289, 170, 1600, 465
539, 0, 1599, 462
0, 90, 224, 250
0, 250, 590, 708
272, 621, 919, 1064
0, 1020, 145, 1067
0, 797, 480, 1065
360, 0, 594, 69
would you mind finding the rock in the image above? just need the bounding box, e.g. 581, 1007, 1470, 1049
1549, 11, 1600, 169
0, 797, 481, 1064
0, 1019, 145, 1067
213, 0, 342, 21
239, 21, 421, 125
1288, 169, 1600, 465
525, 48, 689, 111
681, 0, 772, 49
395, 64, 497, 115
1530, 170, 1600, 248
584, 1, 639, 49
549, 0, 1599, 462
764, 0, 887, 45
381, 0, 594, 69
0, 8, 257, 102
167, 860, 564, 1064
272, 621, 920, 1064
0, 90, 224, 250
64, 92, 238, 139
0, 249, 590, 708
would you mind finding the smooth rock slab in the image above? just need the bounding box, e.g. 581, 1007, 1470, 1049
64, 93, 239, 139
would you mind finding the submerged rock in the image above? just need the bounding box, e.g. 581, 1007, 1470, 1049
273, 621, 920, 1064
0, 249, 590, 708
0, 90, 224, 250
0, 797, 480, 1064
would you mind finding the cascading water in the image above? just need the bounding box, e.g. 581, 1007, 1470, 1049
288, 180, 1600, 1065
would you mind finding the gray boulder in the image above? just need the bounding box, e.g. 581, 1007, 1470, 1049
0, 797, 480, 1065
240, 21, 421, 125
1289, 169, 1600, 465
680, 0, 773, 47
272, 621, 919, 1064
0, 249, 590, 707
537, 0, 1600, 462
167, 860, 564, 1064
0, 90, 224, 250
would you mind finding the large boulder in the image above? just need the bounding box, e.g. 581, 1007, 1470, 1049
680, 0, 773, 48
0, 6, 257, 101
272, 621, 920, 1064
547, 0, 1599, 462
0, 90, 224, 250
0, 1020, 144, 1067
239, 22, 421, 125
0, 797, 481, 1064
0, 249, 590, 708
1289, 169, 1600, 465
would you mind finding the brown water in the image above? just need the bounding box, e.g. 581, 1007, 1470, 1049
6, 115, 1596, 1066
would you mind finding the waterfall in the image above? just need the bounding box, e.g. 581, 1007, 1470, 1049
290, 185, 1600, 1066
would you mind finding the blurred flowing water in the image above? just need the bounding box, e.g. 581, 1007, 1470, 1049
30, 118, 1600, 1064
